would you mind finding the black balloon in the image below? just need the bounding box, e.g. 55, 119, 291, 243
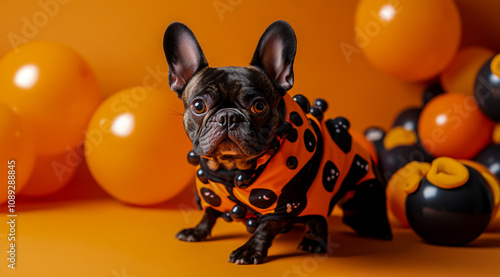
422, 82, 445, 106
474, 56, 500, 122
364, 127, 386, 157
406, 166, 494, 245
392, 107, 422, 133
380, 144, 433, 181
475, 144, 500, 180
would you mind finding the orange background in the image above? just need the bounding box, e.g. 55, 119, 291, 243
2, 0, 499, 132
1, 0, 500, 276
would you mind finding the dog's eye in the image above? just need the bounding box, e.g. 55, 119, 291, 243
251, 101, 267, 114
191, 100, 207, 114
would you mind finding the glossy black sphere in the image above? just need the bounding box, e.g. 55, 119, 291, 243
475, 144, 500, 180
406, 166, 494, 245
422, 82, 445, 106
392, 107, 421, 133
309, 107, 324, 121
234, 172, 253, 189
187, 150, 200, 166
474, 57, 500, 122
380, 144, 433, 181
292, 94, 311, 114
364, 127, 386, 157
196, 168, 209, 184
245, 218, 259, 234
222, 212, 233, 222
313, 98, 328, 112
230, 205, 247, 220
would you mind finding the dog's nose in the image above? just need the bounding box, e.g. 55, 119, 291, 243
216, 110, 244, 128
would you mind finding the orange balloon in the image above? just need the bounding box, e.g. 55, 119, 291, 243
418, 93, 495, 159
387, 161, 431, 227
85, 88, 193, 205
0, 41, 102, 155
0, 102, 35, 203
493, 124, 500, 144
440, 46, 494, 95
20, 148, 80, 197
355, 0, 461, 81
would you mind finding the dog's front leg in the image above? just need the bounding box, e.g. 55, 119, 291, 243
176, 207, 221, 242
229, 220, 288, 265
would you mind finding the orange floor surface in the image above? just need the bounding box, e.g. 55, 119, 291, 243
2, 164, 500, 277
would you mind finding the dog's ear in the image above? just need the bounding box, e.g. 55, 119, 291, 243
251, 20, 297, 94
163, 22, 208, 97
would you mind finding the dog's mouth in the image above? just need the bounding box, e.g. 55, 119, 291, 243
215, 138, 245, 158
200, 138, 263, 170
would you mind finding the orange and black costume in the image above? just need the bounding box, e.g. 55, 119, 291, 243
194, 93, 392, 238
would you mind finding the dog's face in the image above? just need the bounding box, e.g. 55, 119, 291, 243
164, 21, 297, 171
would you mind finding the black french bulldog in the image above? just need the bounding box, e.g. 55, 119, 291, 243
164, 20, 392, 265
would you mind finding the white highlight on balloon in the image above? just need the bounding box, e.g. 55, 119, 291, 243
14, 64, 39, 89
423, 186, 438, 199
489, 163, 500, 175
435, 114, 447, 126
379, 4, 396, 22
111, 113, 135, 137
490, 72, 500, 84
366, 129, 384, 141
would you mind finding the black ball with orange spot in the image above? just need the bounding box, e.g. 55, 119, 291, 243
475, 144, 500, 181
406, 157, 496, 245
392, 107, 421, 133
379, 126, 432, 181
474, 54, 500, 122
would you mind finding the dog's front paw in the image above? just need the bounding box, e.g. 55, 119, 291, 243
228, 244, 265, 265
175, 228, 208, 242
297, 237, 327, 253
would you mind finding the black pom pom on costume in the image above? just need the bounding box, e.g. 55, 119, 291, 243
293, 94, 311, 114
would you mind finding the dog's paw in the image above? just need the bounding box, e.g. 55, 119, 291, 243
175, 228, 208, 242
228, 245, 265, 265
297, 237, 327, 253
